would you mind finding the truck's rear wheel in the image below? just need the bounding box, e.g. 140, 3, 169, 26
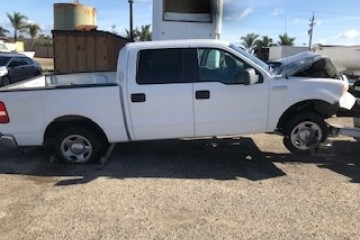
55, 127, 105, 164
283, 112, 328, 154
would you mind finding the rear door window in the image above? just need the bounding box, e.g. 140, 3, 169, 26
136, 48, 197, 84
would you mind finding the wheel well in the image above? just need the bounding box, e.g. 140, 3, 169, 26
1, 75, 11, 85
277, 100, 336, 131
2, 75, 10, 80
44, 116, 108, 146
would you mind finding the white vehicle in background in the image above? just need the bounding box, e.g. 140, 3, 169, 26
313, 44, 360, 79
0, 40, 357, 164
0, 53, 43, 86
0, 41, 10, 53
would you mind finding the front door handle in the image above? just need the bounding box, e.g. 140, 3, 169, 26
131, 93, 146, 103
196, 90, 210, 100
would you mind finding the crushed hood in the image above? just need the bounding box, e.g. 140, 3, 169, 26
270, 51, 340, 79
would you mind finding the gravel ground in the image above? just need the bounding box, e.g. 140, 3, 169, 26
0, 119, 359, 240
34, 58, 54, 72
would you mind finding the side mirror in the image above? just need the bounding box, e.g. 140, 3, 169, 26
244, 68, 259, 85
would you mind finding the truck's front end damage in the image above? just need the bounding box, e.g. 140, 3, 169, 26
270, 51, 360, 152
338, 80, 360, 118
271, 51, 358, 116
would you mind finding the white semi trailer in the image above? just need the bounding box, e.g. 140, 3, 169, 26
152, 0, 223, 40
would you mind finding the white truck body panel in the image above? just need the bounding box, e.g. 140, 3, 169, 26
0, 86, 128, 146
0, 71, 126, 146
193, 81, 270, 136
0, 40, 355, 151
267, 76, 350, 131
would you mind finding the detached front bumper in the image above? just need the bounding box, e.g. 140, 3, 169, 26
0, 133, 18, 148
339, 92, 356, 110
337, 97, 360, 118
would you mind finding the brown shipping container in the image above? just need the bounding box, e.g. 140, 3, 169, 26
52, 30, 129, 74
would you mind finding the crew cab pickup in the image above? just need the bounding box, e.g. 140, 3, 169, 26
0, 40, 356, 163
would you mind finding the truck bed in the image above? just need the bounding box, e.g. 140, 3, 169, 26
0, 71, 117, 92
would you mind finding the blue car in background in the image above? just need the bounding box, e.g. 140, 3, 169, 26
0, 53, 43, 86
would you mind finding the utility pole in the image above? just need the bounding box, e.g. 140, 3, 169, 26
308, 12, 315, 50
129, 0, 134, 41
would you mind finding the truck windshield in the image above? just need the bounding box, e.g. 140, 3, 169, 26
229, 44, 272, 75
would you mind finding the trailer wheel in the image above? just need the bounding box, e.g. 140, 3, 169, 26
55, 127, 106, 164
283, 112, 328, 154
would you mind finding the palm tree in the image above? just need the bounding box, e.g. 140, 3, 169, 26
125, 25, 152, 41
7, 12, 28, 42
135, 24, 152, 41
240, 33, 260, 51
0, 26, 9, 38
255, 36, 276, 48
278, 33, 296, 46
125, 28, 138, 41
27, 23, 41, 39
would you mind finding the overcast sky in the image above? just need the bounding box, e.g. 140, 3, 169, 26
1, 0, 360, 46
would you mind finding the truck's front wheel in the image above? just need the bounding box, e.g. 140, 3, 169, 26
283, 112, 328, 154
55, 127, 106, 164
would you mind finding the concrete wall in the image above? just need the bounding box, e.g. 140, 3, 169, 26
268, 46, 308, 61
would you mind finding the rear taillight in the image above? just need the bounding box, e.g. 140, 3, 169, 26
0, 101, 9, 123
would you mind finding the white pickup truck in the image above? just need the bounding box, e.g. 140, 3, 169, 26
0, 40, 356, 163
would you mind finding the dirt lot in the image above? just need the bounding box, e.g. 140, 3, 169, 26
34, 58, 54, 72
0, 119, 359, 240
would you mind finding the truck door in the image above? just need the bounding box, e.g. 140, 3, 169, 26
193, 48, 270, 137
126, 48, 196, 140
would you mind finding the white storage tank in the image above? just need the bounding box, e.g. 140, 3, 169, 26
54, 3, 97, 31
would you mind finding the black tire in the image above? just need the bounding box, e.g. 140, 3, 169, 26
55, 127, 106, 164
283, 112, 328, 154
0, 76, 10, 87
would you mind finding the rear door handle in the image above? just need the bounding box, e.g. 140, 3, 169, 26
196, 90, 210, 100
131, 93, 146, 103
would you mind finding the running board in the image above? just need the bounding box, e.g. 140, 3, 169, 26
329, 125, 360, 138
